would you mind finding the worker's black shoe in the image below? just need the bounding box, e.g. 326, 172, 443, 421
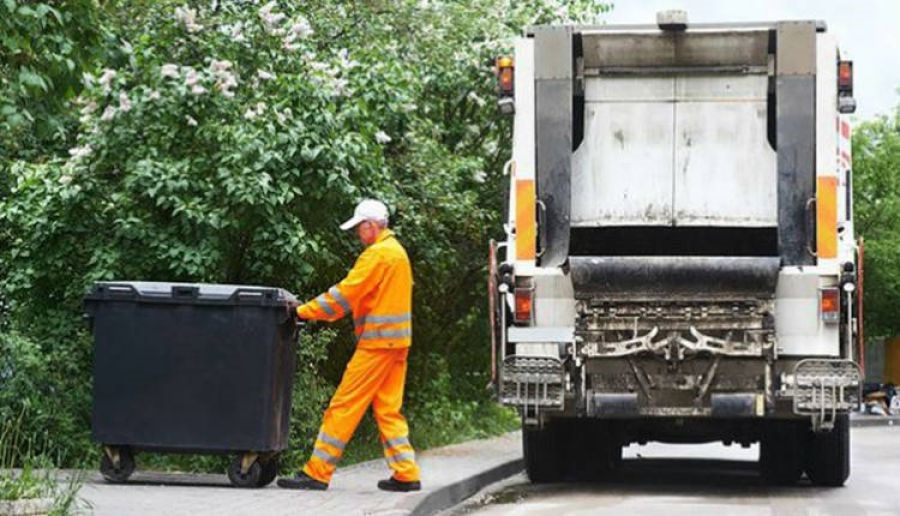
377, 476, 421, 492
276, 471, 328, 490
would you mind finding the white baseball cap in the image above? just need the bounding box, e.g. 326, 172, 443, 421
339, 199, 390, 230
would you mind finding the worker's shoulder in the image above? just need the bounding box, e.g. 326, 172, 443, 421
370, 235, 409, 263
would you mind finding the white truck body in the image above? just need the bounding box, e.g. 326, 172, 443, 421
490, 14, 862, 486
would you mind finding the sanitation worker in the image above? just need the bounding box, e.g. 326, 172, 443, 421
277, 199, 421, 492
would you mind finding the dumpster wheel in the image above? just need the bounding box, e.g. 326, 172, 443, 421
257, 455, 279, 487
100, 446, 135, 483
228, 453, 266, 488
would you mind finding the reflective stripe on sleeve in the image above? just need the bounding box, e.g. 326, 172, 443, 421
329, 286, 351, 314
316, 294, 335, 316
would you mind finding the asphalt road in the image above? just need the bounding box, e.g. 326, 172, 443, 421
456, 426, 900, 516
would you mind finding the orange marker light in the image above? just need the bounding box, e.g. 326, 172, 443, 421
820, 288, 840, 324
496, 56, 514, 96
838, 61, 853, 93
514, 287, 533, 324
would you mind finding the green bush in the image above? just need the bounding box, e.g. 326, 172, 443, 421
0, 0, 609, 472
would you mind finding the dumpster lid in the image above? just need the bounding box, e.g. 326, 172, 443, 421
86, 281, 297, 306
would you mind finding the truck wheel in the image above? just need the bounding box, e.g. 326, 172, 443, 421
257, 456, 279, 487
228, 455, 263, 488
759, 420, 806, 485
524, 421, 564, 483
100, 447, 135, 483
805, 415, 850, 487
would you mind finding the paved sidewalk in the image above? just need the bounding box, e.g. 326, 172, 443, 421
77, 432, 523, 516
850, 412, 900, 427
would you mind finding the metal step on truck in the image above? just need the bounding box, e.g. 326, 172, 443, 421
488, 11, 863, 486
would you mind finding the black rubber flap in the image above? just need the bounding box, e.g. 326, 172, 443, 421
85, 281, 297, 306
569, 256, 780, 300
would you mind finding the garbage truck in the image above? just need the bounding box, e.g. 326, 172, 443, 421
488, 12, 862, 486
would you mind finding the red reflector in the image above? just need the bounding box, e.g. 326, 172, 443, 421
838, 61, 853, 92
821, 288, 840, 324
514, 288, 532, 323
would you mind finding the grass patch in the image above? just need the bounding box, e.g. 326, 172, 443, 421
0, 414, 89, 514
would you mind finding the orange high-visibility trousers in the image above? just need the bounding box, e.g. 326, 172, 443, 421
303, 347, 420, 484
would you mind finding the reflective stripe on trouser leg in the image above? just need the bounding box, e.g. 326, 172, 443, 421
302, 348, 400, 484
373, 348, 420, 482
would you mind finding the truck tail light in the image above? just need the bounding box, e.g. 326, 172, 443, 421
820, 288, 840, 324
496, 56, 514, 97
838, 60, 853, 94
514, 287, 533, 324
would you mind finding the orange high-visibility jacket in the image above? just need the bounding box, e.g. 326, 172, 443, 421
297, 229, 412, 349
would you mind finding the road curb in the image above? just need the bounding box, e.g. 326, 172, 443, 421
409, 458, 524, 516
850, 415, 900, 428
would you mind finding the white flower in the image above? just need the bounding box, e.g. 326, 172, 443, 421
309, 61, 330, 73
82, 72, 94, 88
243, 108, 257, 120
186, 115, 198, 126
68, 145, 93, 159
191, 84, 207, 95
98, 69, 116, 93
259, 2, 286, 33
118, 92, 132, 112
336, 48, 357, 70
184, 67, 199, 86
472, 170, 487, 183
101, 106, 117, 121
289, 16, 313, 38
467, 91, 486, 108
331, 77, 350, 97
257, 69, 276, 81
160, 63, 180, 78
275, 107, 292, 124
148, 90, 161, 101
175, 5, 201, 33
375, 131, 392, 144
255, 102, 266, 113
59, 174, 73, 186
80, 101, 98, 116
209, 60, 237, 97
209, 59, 232, 73
220, 22, 246, 42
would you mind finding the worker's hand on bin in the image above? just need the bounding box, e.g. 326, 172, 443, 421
287, 301, 302, 323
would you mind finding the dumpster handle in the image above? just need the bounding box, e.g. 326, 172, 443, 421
98, 283, 138, 298
228, 288, 278, 303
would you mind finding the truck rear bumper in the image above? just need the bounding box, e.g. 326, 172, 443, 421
498, 355, 861, 430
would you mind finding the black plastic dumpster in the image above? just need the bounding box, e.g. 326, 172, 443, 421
84, 281, 299, 487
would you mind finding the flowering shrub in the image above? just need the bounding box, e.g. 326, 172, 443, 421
0, 0, 609, 468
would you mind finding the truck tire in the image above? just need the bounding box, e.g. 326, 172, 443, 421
523, 421, 565, 483
805, 415, 850, 487
759, 420, 806, 485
